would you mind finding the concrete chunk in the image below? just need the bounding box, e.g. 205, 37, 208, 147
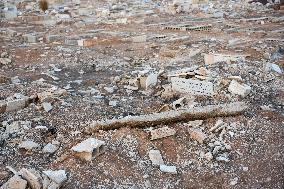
159, 165, 177, 174
148, 150, 164, 165
42, 170, 67, 187
228, 80, 251, 97
71, 138, 105, 161
171, 77, 214, 96
6, 98, 27, 112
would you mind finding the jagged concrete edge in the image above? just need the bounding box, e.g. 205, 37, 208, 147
86, 102, 248, 133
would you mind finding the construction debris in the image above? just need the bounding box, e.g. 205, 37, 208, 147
148, 150, 164, 165
228, 80, 251, 97
171, 77, 214, 96
71, 138, 106, 161
86, 102, 247, 133
159, 165, 177, 174
1, 0, 283, 188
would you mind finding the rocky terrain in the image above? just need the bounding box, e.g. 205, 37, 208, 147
0, 0, 284, 188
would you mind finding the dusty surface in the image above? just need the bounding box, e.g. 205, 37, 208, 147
0, 0, 284, 188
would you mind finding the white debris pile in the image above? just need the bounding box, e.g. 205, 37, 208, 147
1, 168, 68, 189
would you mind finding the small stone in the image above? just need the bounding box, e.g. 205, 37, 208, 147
1, 175, 27, 189
42, 143, 58, 154
189, 129, 207, 144
148, 150, 164, 165
19, 140, 40, 150
150, 126, 176, 140
228, 80, 251, 97
19, 168, 42, 189
42, 102, 53, 112
71, 138, 105, 161
159, 165, 177, 174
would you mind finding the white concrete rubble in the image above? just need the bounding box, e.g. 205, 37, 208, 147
228, 80, 251, 97
159, 165, 177, 174
148, 150, 164, 165
71, 138, 105, 161
42, 170, 67, 189
171, 77, 214, 96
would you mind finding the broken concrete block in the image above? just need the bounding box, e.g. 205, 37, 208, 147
6, 98, 27, 112
204, 53, 247, 65
77, 38, 98, 47
150, 126, 176, 140
71, 138, 105, 161
19, 140, 40, 150
145, 73, 158, 90
23, 34, 38, 43
171, 77, 214, 96
19, 168, 42, 189
159, 165, 177, 174
1, 175, 27, 189
228, 80, 251, 97
45, 35, 63, 43
42, 170, 67, 189
148, 150, 164, 165
189, 129, 207, 144
42, 102, 53, 112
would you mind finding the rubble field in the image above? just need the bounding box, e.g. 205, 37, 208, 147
0, 0, 284, 188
